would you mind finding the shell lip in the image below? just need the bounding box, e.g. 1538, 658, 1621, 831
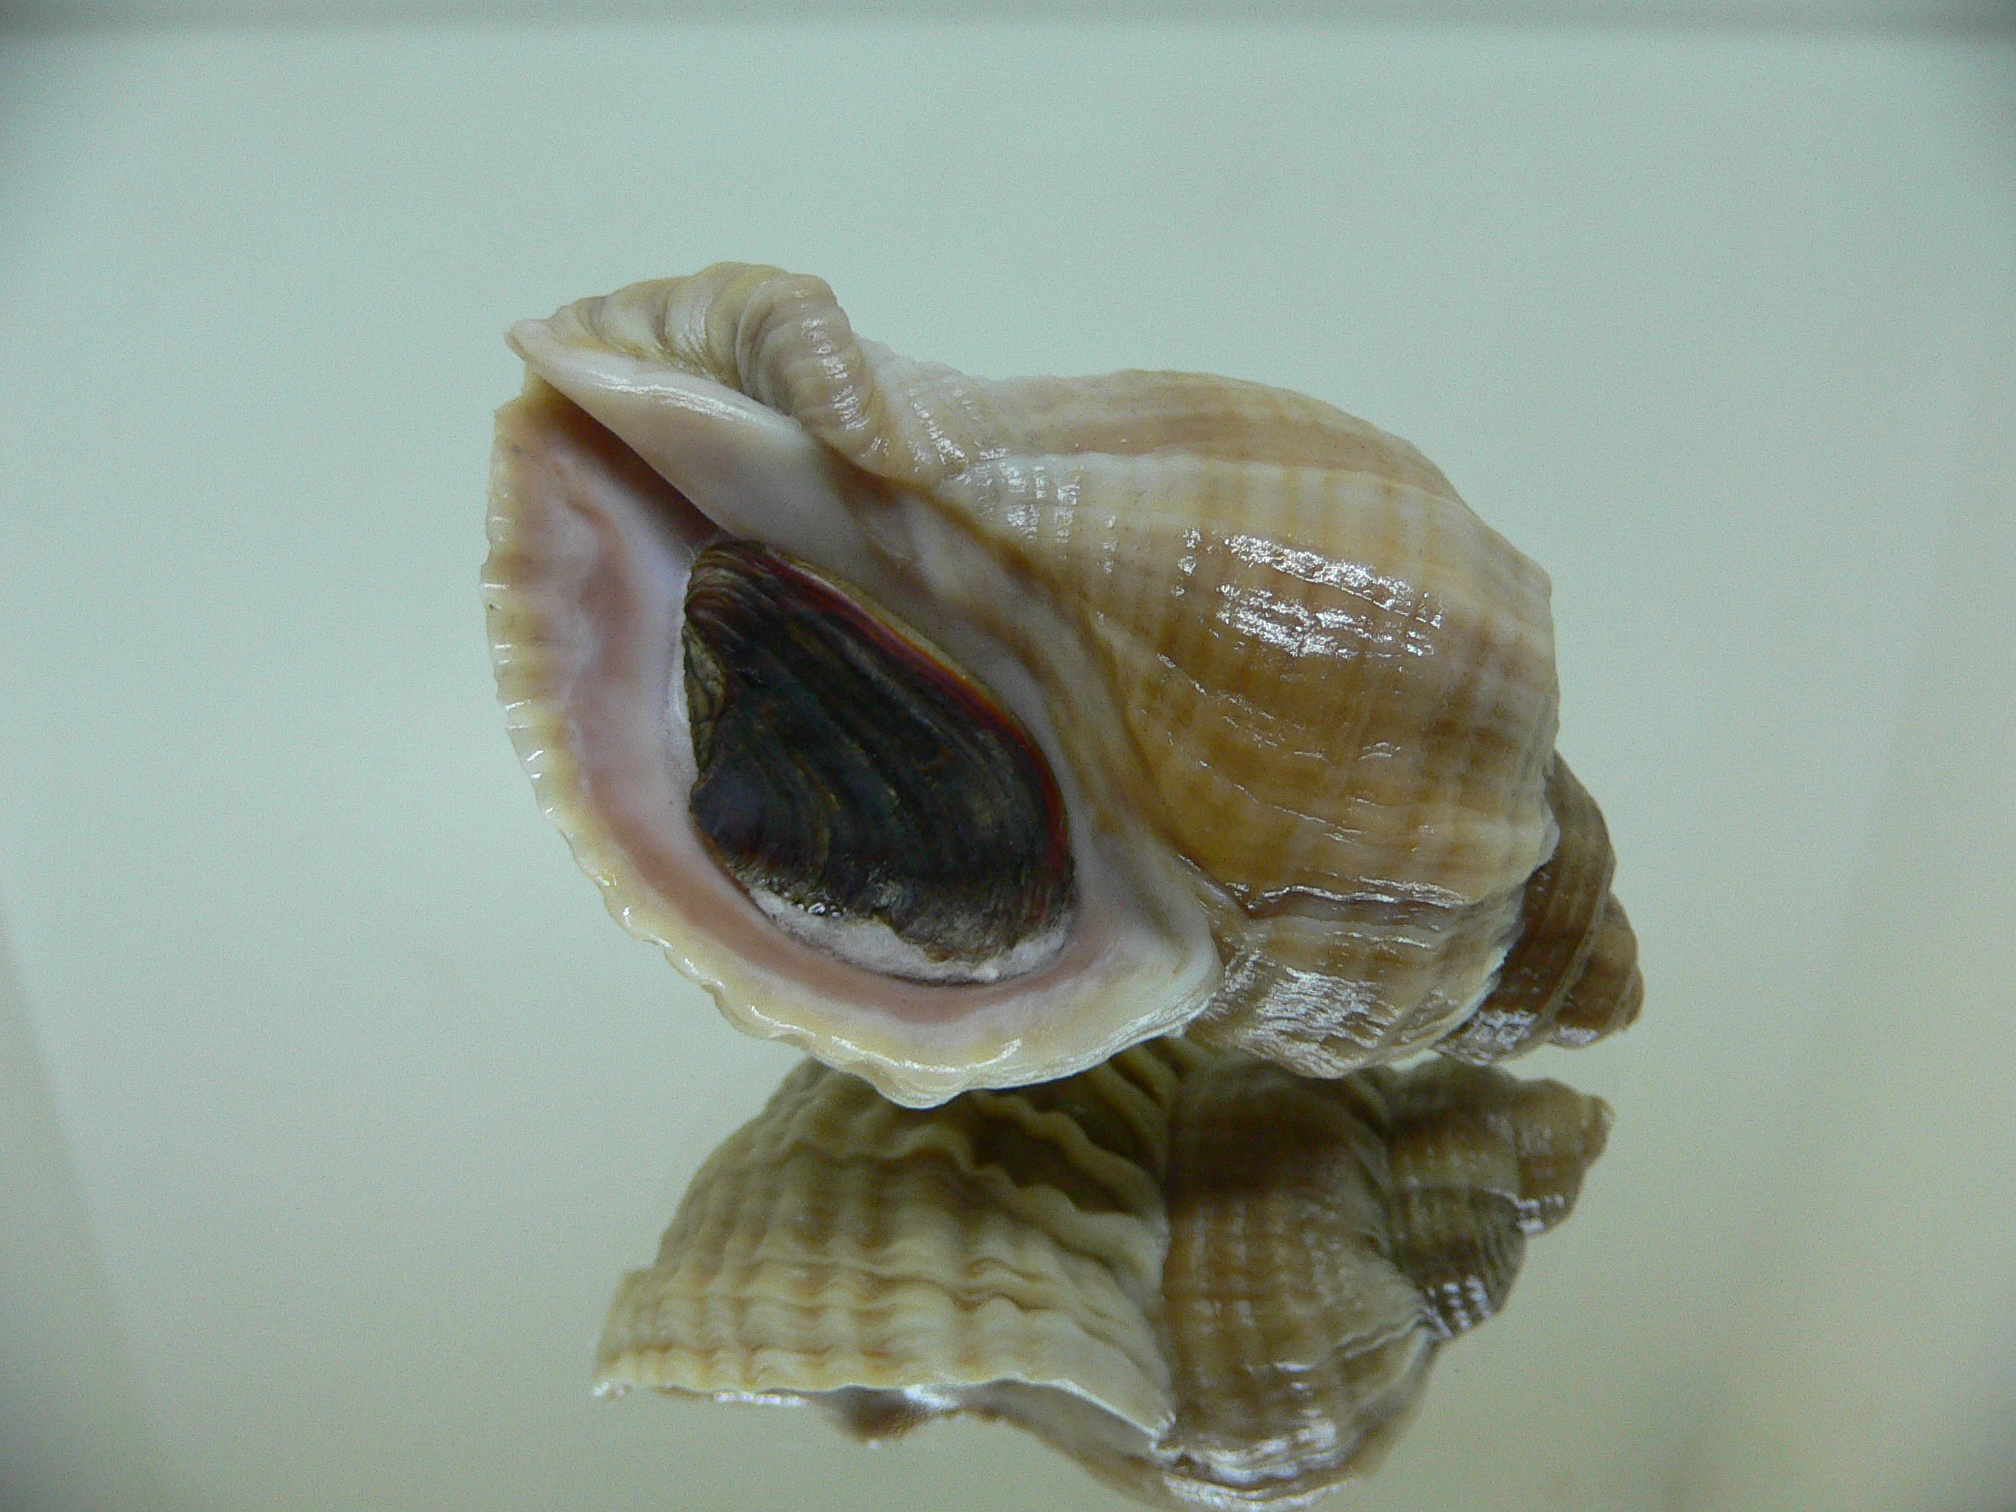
509, 319, 785, 435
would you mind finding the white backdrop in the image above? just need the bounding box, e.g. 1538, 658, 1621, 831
2, 17, 2012, 1512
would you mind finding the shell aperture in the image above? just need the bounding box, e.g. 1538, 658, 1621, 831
486, 262, 1643, 1104
682, 538, 1075, 984
596, 1042, 1613, 1509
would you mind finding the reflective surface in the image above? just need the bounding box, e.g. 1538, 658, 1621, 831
2, 18, 2013, 1512
599, 1044, 1611, 1508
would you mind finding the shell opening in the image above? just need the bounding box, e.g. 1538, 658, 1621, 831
681, 538, 1076, 984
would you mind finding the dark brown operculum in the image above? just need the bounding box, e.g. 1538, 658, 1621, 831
1438, 757, 1643, 1065
680, 538, 1075, 977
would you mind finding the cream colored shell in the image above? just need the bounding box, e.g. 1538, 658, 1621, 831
596, 1042, 1611, 1508
485, 263, 1639, 1104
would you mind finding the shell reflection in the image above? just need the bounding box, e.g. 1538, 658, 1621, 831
597, 1042, 1610, 1507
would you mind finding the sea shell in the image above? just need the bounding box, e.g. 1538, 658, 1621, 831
484, 263, 1640, 1105
595, 1042, 1612, 1508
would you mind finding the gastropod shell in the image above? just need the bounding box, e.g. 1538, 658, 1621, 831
484, 265, 1640, 1105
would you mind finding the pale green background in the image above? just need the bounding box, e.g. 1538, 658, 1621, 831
2, 11, 2012, 1512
